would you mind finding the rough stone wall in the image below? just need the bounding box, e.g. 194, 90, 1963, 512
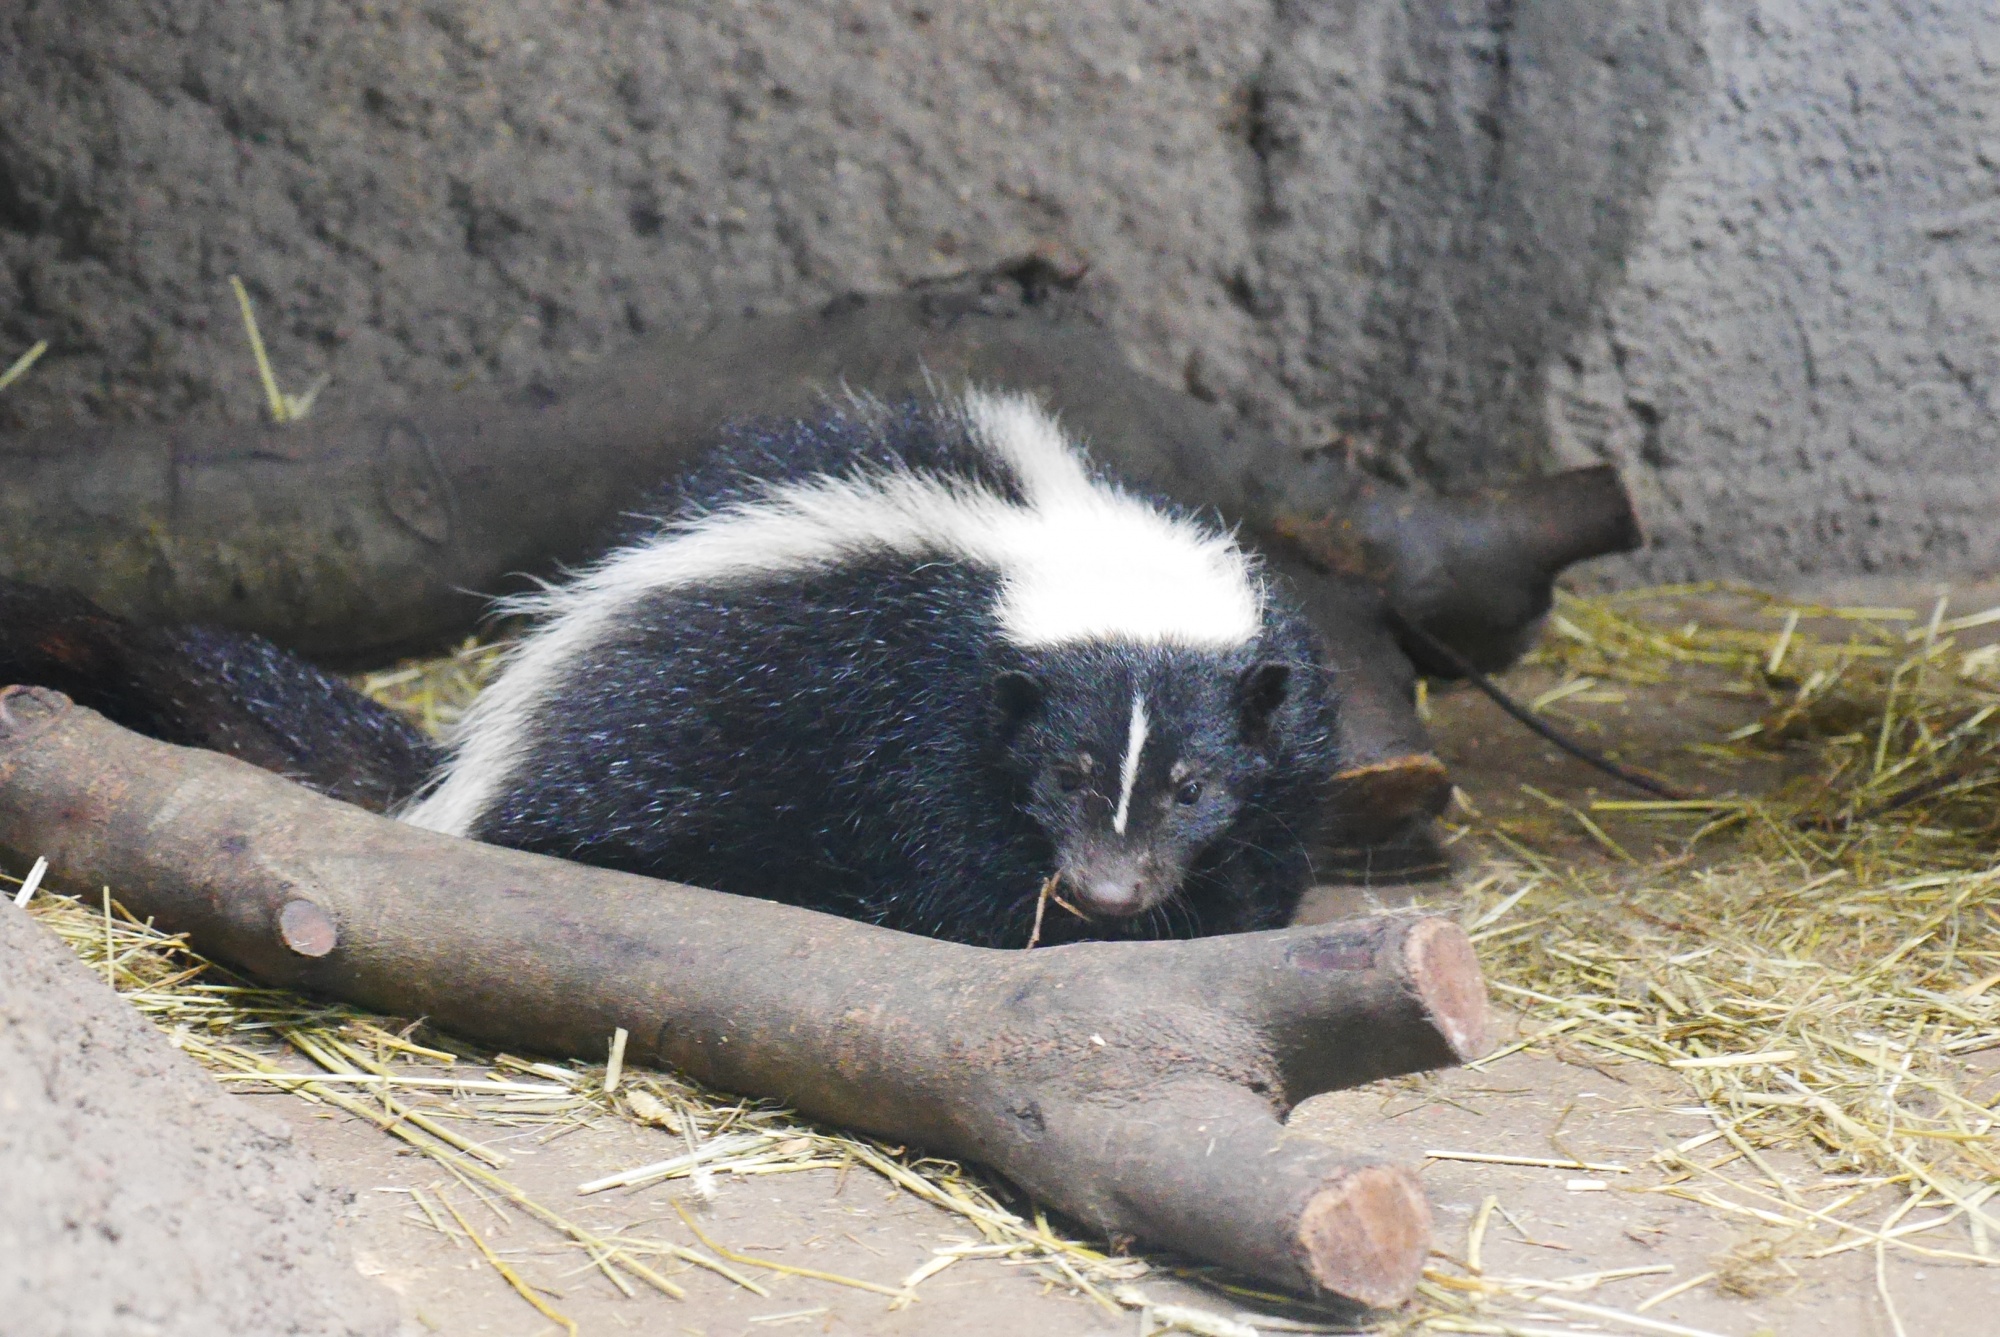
0, 1, 1990, 581
0, 0, 1275, 429
1249, 0, 1703, 483
1549, 1, 2000, 582
0, 1, 1696, 464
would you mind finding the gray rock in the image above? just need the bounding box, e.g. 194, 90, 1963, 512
0, 1, 1274, 433
0, 901, 398, 1336
1549, 1, 2000, 582
0, 1, 1985, 581
1247, 1, 1703, 483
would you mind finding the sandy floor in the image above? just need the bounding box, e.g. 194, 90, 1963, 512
252, 584, 2000, 1336
272, 1039, 2000, 1337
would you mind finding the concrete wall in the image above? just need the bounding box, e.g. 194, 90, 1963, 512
0, 1, 1278, 427
1550, 1, 2000, 581
0, 1, 1991, 582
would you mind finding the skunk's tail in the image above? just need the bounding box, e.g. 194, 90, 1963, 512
0, 579, 439, 813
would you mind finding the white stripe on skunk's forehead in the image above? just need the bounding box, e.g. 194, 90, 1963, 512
1112, 692, 1149, 836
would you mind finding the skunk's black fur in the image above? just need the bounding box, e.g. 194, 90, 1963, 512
0, 579, 437, 813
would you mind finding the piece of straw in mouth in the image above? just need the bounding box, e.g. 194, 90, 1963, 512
1025, 871, 1059, 950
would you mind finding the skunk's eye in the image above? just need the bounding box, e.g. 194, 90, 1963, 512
1175, 779, 1204, 806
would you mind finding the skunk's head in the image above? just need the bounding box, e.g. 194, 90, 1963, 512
992, 644, 1300, 922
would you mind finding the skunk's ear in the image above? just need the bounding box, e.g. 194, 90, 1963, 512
1235, 661, 1291, 740
992, 671, 1045, 727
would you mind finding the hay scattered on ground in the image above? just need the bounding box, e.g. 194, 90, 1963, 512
1410, 586, 2000, 1334
1534, 582, 1999, 855
10, 581, 1996, 1335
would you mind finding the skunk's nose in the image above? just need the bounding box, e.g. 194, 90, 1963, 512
1064, 853, 1161, 918
1080, 876, 1146, 916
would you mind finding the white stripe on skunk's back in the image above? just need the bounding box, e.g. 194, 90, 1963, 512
399, 389, 1266, 837
961, 390, 1262, 648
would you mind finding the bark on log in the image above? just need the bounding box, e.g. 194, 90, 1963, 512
0, 686, 1488, 1307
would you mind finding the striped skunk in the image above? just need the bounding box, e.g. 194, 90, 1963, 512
401, 390, 1339, 945
3, 390, 1340, 947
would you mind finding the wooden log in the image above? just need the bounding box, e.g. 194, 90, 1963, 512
1268, 464, 1642, 674
0, 687, 1487, 1307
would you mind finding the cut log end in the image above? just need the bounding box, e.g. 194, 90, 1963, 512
1294, 1163, 1432, 1308
0, 684, 72, 742
278, 899, 339, 958
1532, 465, 1645, 571
1327, 753, 1453, 831
1404, 917, 1488, 1062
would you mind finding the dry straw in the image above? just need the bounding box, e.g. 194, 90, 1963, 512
1408, 584, 1999, 1333
0, 339, 49, 393
227, 275, 328, 422
11, 581, 1996, 1334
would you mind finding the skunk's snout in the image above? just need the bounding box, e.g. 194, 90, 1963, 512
1080, 875, 1146, 917
1061, 851, 1172, 919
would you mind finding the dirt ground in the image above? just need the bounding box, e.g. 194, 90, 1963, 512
195, 582, 2000, 1334
265, 1041, 2000, 1337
